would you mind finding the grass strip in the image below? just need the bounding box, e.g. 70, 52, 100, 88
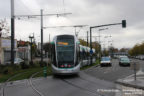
0, 67, 43, 83
10, 67, 43, 81
80, 60, 99, 70
33, 66, 52, 78
0, 60, 99, 83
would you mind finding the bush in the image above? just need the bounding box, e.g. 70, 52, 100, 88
33, 61, 40, 67
0, 65, 21, 74
29, 61, 35, 67
2, 66, 13, 74
0, 65, 5, 73
20, 62, 29, 69
39, 61, 47, 67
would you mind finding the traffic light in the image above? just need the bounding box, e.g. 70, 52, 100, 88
122, 20, 126, 28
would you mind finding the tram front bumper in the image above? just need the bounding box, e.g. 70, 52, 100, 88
52, 64, 80, 75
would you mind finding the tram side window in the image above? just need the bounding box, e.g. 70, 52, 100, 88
51, 44, 56, 66
75, 44, 80, 65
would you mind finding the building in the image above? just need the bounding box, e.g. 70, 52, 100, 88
18, 46, 30, 61
0, 37, 17, 64
111, 52, 129, 58
17, 40, 30, 61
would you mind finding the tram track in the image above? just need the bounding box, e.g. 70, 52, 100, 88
60, 76, 107, 96
28, 71, 45, 96
1, 71, 45, 96
1, 72, 28, 96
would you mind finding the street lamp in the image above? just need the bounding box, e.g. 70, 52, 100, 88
98, 28, 108, 61
104, 35, 112, 49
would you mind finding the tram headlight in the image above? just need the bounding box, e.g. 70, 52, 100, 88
61, 65, 64, 67
68, 65, 71, 67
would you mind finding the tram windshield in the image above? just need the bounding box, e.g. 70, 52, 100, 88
56, 36, 75, 63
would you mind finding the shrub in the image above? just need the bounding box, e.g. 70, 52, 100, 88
0, 64, 21, 74
20, 62, 29, 69
2, 66, 13, 74
39, 61, 47, 67
0, 65, 5, 73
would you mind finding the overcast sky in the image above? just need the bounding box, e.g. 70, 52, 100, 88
0, 0, 144, 49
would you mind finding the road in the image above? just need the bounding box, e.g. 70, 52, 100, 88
84, 59, 134, 82
2, 59, 144, 96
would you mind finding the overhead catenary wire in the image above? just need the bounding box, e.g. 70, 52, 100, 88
44, 25, 88, 37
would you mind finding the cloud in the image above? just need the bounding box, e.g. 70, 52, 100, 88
0, 0, 144, 48
0, 0, 10, 17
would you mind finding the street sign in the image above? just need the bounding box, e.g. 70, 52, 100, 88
90, 49, 93, 54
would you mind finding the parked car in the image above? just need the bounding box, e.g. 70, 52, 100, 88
119, 56, 130, 66
118, 55, 128, 59
6, 58, 24, 65
138, 55, 144, 60
100, 57, 112, 67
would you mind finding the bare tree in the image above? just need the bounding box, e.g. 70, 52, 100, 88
0, 19, 10, 37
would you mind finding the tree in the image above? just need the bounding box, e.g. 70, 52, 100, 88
0, 19, 9, 37
128, 43, 144, 56
43, 42, 51, 52
79, 39, 88, 46
102, 49, 109, 56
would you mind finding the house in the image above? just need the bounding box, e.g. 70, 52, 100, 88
0, 37, 17, 64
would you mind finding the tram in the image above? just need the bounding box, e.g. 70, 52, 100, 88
51, 34, 81, 75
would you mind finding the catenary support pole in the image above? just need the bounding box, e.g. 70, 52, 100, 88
41, 9, 43, 64
11, 0, 15, 65
90, 27, 92, 65
87, 31, 88, 46
29, 36, 34, 63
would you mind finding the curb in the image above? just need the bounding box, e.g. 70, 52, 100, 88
95, 64, 100, 67
115, 80, 144, 90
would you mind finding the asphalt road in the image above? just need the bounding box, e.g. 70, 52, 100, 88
83, 59, 134, 82
4, 73, 116, 96
2, 58, 144, 96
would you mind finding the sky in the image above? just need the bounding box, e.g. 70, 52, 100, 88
0, 0, 144, 49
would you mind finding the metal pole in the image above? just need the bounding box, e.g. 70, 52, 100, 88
30, 38, 32, 62
48, 34, 50, 59
75, 27, 76, 36
90, 27, 92, 65
87, 31, 88, 46
95, 37, 97, 60
134, 62, 137, 81
41, 9, 47, 77
49, 34, 50, 43
41, 9, 43, 64
99, 30, 101, 62
29, 36, 33, 63
11, 0, 15, 65
87, 31, 89, 61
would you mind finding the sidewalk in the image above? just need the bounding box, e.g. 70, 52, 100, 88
116, 70, 144, 90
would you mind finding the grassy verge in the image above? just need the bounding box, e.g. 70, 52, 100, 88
10, 67, 43, 81
0, 66, 52, 83
80, 60, 100, 70
33, 66, 52, 78
0, 60, 99, 83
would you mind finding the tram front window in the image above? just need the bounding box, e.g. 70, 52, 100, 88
56, 36, 74, 68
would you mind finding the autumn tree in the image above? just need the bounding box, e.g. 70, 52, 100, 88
129, 42, 144, 56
